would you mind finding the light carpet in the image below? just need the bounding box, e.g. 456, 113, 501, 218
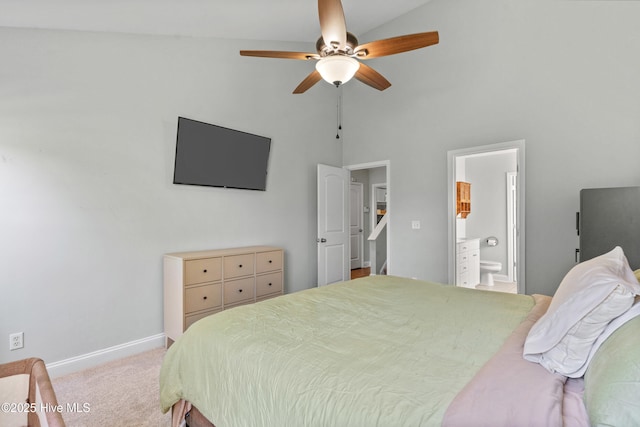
52, 347, 171, 427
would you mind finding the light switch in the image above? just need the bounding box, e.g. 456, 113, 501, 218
411, 220, 421, 230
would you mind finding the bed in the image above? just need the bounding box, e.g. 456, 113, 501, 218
160, 247, 640, 427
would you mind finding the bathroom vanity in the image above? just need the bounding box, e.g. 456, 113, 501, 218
455, 238, 480, 288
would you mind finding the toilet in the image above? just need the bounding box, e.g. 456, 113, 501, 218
479, 260, 502, 286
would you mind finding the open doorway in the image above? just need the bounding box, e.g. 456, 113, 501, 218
316, 161, 390, 286
347, 161, 390, 279
447, 141, 525, 294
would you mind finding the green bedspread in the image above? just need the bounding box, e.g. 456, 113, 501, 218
160, 275, 534, 427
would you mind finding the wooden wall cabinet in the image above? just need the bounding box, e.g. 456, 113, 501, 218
456, 181, 471, 218
163, 246, 284, 347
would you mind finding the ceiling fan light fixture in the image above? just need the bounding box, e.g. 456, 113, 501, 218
315, 55, 360, 86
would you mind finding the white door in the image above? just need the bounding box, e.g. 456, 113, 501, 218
506, 172, 517, 282
350, 182, 364, 270
317, 164, 350, 286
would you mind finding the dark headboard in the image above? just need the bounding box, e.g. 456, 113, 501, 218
580, 186, 640, 270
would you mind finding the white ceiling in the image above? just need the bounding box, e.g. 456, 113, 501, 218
0, 0, 432, 42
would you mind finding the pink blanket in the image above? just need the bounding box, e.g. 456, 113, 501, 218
442, 294, 588, 427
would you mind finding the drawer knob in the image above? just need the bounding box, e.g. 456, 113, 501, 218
203, 296, 207, 300
268, 283, 272, 286
203, 269, 207, 273
238, 289, 243, 293
239, 264, 243, 268
269, 260, 273, 263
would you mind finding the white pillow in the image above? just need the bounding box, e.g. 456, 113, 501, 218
524, 246, 640, 377
575, 297, 640, 378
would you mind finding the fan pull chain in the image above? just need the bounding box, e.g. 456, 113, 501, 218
336, 86, 343, 139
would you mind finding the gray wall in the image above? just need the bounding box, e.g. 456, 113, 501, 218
343, 0, 640, 295
2, 0, 639, 367
0, 28, 340, 364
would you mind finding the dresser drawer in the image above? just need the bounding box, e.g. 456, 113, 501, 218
184, 258, 222, 285
256, 271, 283, 297
224, 277, 255, 306
457, 239, 479, 253
224, 254, 255, 279
185, 283, 222, 314
457, 271, 470, 287
458, 252, 471, 263
185, 308, 222, 330
458, 261, 469, 274
256, 250, 283, 273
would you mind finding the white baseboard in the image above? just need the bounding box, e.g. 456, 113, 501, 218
46, 333, 165, 378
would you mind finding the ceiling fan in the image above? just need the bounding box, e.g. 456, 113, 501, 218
240, 0, 439, 94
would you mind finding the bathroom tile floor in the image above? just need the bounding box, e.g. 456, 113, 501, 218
475, 281, 517, 294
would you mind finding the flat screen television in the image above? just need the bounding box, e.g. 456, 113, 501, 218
173, 117, 271, 191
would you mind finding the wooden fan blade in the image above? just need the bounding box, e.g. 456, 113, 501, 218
354, 63, 391, 91
240, 50, 319, 60
354, 31, 439, 59
318, 0, 347, 50
293, 70, 323, 94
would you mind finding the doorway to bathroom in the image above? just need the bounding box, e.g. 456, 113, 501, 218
447, 140, 525, 294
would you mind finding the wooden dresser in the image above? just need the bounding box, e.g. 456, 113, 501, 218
163, 245, 284, 346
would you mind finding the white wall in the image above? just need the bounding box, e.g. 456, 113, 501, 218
0, 28, 340, 365
343, 0, 640, 296
465, 151, 517, 270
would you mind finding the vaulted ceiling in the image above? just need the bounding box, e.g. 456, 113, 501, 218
0, 0, 432, 41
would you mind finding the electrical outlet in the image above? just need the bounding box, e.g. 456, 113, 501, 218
9, 332, 24, 351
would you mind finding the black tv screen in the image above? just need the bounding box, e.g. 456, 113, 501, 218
173, 117, 271, 191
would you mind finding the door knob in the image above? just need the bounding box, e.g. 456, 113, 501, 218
317, 238, 327, 243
